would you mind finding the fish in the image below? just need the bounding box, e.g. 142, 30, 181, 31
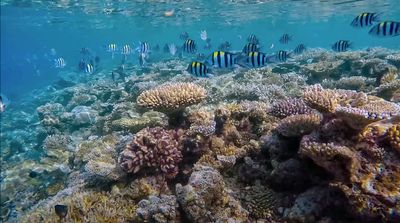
293, 44, 306, 54
121, 44, 133, 55
163, 44, 170, 53
136, 42, 150, 55
351, 12, 381, 28
182, 39, 196, 54
369, 21, 400, 37
208, 51, 237, 68
279, 34, 292, 44
54, 57, 66, 68
54, 205, 68, 218
107, 43, 118, 58
218, 41, 231, 51
332, 40, 352, 52
0, 94, 10, 113
153, 44, 160, 52
85, 63, 94, 74
247, 34, 259, 44
187, 61, 212, 77
200, 30, 208, 41
78, 59, 86, 71
274, 50, 291, 62
168, 44, 177, 56
242, 43, 260, 54
180, 32, 189, 40
236, 52, 273, 68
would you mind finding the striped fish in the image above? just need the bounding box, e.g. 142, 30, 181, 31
236, 52, 272, 68
183, 39, 196, 54
293, 44, 306, 54
54, 57, 66, 68
108, 43, 117, 52
121, 44, 132, 55
187, 61, 211, 77
351, 12, 380, 28
137, 42, 150, 54
369, 21, 400, 37
279, 34, 292, 44
85, 63, 94, 74
242, 43, 260, 54
332, 40, 351, 52
274, 50, 290, 62
209, 51, 237, 68
247, 34, 259, 44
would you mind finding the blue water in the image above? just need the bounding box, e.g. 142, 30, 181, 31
1, 0, 399, 100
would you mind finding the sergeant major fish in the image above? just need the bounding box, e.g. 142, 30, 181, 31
208, 51, 237, 68
187, 61, 212, 78
369, 21, 400, 37
236, 52, 274, 68
279, 34, 292, 44
351, 12, 381, 28
293, 44, 306, 54
54, 57, 66, 68
242, 43, 260, 54
182, 39, 196, 54
332, 40, 352, 52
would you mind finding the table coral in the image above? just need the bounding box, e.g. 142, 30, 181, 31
137, 82, 206, 112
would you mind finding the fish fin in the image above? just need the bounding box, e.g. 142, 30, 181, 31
233, 54, 250, 68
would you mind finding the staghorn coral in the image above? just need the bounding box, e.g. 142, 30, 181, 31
276, 113, 322, 137
387, 123, 400, 153
20, 190, 137, 223
268, 98, 313, 118
136, 195, 179, 223
303, 84, 339, 113
176, 165, 248, 222
137, 82, 206, 112
118, 127, 184, 179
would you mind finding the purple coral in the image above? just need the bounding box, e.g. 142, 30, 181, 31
268, 98, 313, 118
118, 127, 183, 179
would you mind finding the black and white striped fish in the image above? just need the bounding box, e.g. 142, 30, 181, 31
332, 40, 352, 52
293, 44, 306, 54
369, 21, 400, 37
183, 39, 196, 54
236, 52, 273, 68
136, 42, 150, 54
242, 43, 260, 54
187, 61, 212, 77
85, 63, 94, 74
54, 57, 66, 68
208, 51, 237, 68
121, 44, 133, 55
351, 13, 380, 28
247, 34, 259, 44
279, 34, 292, 44
271, 50, 291, 62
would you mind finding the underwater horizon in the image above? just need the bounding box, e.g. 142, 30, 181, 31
1, 0, 400, 222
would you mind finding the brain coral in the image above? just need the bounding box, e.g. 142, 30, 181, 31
118, 127, 184, 178
137, 82, 206, 111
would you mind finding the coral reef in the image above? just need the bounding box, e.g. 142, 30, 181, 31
118, 127, 184, 178
137, 82, 207, 112
276, 113, 322, 137
136, 195, 179, 223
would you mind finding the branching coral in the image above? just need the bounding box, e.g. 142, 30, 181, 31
303, 84, 339, 113
276, 113, 322, 137
137, 82, 206, 112
268, 98, 313, 118
118, 127, 184, 178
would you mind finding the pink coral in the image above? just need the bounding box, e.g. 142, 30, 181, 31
118, 127, 184, 179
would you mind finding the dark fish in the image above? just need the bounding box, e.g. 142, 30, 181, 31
247, 34, 259, 44
218, 41, 231, 51
187, 61, 211, 77
351, 12, 380, 28
276, 50, 290, 62
180, 32, 189, 40
369, 21, 400, 37
54, 204, 68, 218
163, 44, 170, 53
293, 44, 306, 54
183, 39, 196, 54
78, 59, 86, 71
236, 51, 272, 68
29, 171, 38, 178
242, 43, 260, 54
332, 40, 351, 52
208, 51, 237, 68
279, 34, 292, 44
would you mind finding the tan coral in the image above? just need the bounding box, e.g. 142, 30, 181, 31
387, 123, 400, 153
303, 84, 339, 113
137, 82, 206, 112
276, 113, 322, 137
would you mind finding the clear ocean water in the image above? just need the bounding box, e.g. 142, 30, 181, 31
1, 0, 400, 222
